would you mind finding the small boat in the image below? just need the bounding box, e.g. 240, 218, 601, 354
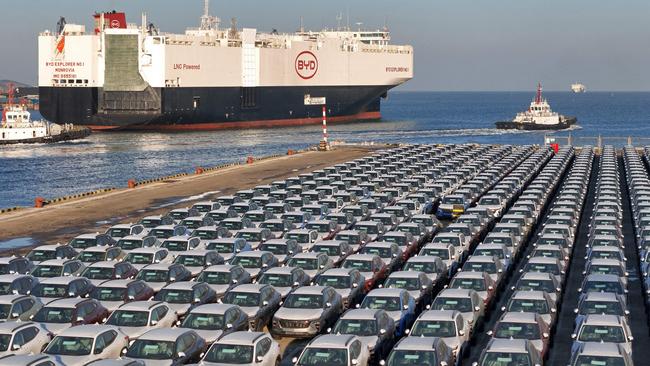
1, 104, 91, 145
571, 83, 586, 93
496, 83, 577, 131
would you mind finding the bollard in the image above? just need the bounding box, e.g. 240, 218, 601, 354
127, 179, 137, 189
246, 156, 254, 164
195, 167, 205, 175
34, 197, 45, 208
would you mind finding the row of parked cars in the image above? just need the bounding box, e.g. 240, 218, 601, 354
0, 144, 532, 366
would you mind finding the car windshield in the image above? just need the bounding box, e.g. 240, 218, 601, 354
357, 225, 378, 234
174, 255, 205, 267
508, 299, 549, 313
312, 245, 341, 257
532, 250, 561, 259
411, 320, 457, 337
383, 235, 406, 246
117, 239, 144, 250
207, 242, 234, 253
342, 259, 371, 272
69, 238, 97, 249
316, 275, 350, 289
181, 312, 224, 330
298, 348, 348, 366
0, 304, 10, 320
286, 233, 311, 243
149, 229, 175, 239
204, 344, 254, 364
404, 261, 438, 274
236, 232, 261, 241
196, 271, 231, 285
31, 265, 63, 278
518, 279, 555, 293
386, 350, 437, 366
45, 336, 93, 356
444, 197, 465, 205
137, 270, 169, 282
584, 281, 624, 294
580, 301, 623, 315
420, 247, 450, 259
231, 256, 261, 268
32, 284, 68, 298
182, 220, 202, 229
363, 246, 392, 258
125, 253, 153, 265
106, 310, 149, 326
140, 219, 161, 228
306, 223, 331, 233
574, 355, 626, 366
155, 289, 193, 303
78, 251, 106, 263
126, 339, 175, 360
33, 307, 74, 323
335, 234, 359, 244
287, 258, 318, 270
333, 319, 377, 336
82, 266, 114, 280
162, 240, 188, 252
261, 222, 285, 231
0, 334, 10, 351
412, 218, 433, 226
222, 221, 243, 231
91, 287, 125, 301
362, 296, 401, 311
0, 282, 13, 295
259, 243, 288, 255
208, 212, 229, 221
193, 230, 219, 240
284, 294, 323, 308
451, 278, 486, 291
474, 249, 504, 259
431, 297, 472, 312
537, 238, 565, 246
495, 322, 541, 339
108, 228, 131, 238
27, 250, 57, 262
588, 265, 623, 276
258, 273, 292, 287
223, 292, 259, 307
591, 251, 622, 261
385, 277, 421, 291
525, 263, 558, 275
481, 352, 532, 366
465, 262, 497, 273
578, 325, 626, 342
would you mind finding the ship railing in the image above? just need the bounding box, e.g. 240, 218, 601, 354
544, 133, 650, 149
359, 44, 412, 54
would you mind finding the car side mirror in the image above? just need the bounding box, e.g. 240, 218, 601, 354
76, 316, 84, 322
352, 283, 358, 288
459, 329, 465, 336
292, 357, 299, 364
11, 344, 20, 351
175, 320, 181, 326
319, 265, 325, 269
474, 306, 480, 311
151, 320, 158, 326
169, 277, 176, 282
122, 348, 128, 355
193, 297, 201, 304
403, 304, 409, 310
325, 302, 332, 308
628, 336, 634, 341
256, 356, 265, 362
571, 333, 577, 339
263, 300, 269, 306
177, 351, 186, 359
232, 279, 238, 284
351, 360, 358, 365
10, 312, 19, 319
379, 328, 386, 335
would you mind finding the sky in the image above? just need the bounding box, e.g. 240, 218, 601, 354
1, 0, 649, 91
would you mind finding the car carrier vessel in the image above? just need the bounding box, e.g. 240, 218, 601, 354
38, 1, 413, 131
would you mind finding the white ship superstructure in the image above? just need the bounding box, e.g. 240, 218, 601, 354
495, 83, 577, 130
571, 83, 586, 93
37, 1, 413, 130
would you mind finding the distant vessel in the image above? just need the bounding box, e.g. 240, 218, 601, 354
571, 83, 586, 93
1, 87, 90, 144
495, 83, 577, 131
37, 0, 413, 131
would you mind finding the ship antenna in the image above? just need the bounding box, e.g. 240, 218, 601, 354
336, 12, 343, 31
200, 0, 219, 30
535, 82, 542, 104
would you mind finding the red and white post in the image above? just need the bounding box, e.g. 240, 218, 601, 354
321, 105, 330, 150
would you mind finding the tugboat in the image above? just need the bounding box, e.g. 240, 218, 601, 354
1, 89, 90, 145
495, 83, 577, 130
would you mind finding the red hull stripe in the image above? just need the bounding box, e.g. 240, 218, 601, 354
88, 111, 381, 131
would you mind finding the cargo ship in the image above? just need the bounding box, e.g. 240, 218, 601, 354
38, 1, 413, 131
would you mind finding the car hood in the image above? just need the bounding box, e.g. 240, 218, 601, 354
207, 284, 231, 297
359, 271, 374, 279
143, 281, 167, 292
245, 268, 263, 278
36, 297, 60, 306
238, 306, 262, 317
185, 266, 204, 277
440, 336, 461, 350
407, 290, 421, 300
333, 288, 352, 300
124, 358, 174, 366
179, 327, 224, 344
273, 286, 293, 298
88, 278, 112, 286
131, 263, 149, 271
118, 326, 153, 339
99, 300, 126, 313
273, 307, 323, 321
275, 254, 288, 264
47, 355, 91, 366
166, 303, 192, 316
385, 310, 402, 322
221, 253, 234, 261
38, 322, 72, 335
356, 335, 380, 350
302, 269, 319, 278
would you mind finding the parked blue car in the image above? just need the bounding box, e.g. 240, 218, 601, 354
358, 288, 416, 337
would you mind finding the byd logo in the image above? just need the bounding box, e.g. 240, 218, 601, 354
110, 19, 121, 28
295, 51, 318, 79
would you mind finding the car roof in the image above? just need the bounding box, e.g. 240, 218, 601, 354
31, 245, 61, 251
117, 301, 166, 311
366, 288, 405, 297
139, 328, 194, 341
37, 259, 71, 266
486, 338, 530, 353
203, 264, 239, 272
160, 282, 199, 290
263, 266, 299, 275
39, 276, 77, 285
129, 247, 164, 254
56, 324, 120, 337
0, 274, 31, 282
578, 342, 626, 357
141, 263, 175, 270
388, 271, 422, 279
417, 309, 461, 321
46, 297, 88, 307
307, 334, 356, 348
582, 314, 624, 325
230, 284, 267, 293
345, 254, 378, 261
217, 331, 268, 345
437, 288, 474, 298
87, 261, 119, 268
0, 320, 38, 333
453, 271, 486, 279
175, 250, 214, 256
188, 303, 238, 315
511, 291, 547, 300
394, 336, 440, 350
98, 279, 137, 287
340, 309, 383, 320
292, 286, 328, 295
235, 251, 268, 258
320, 268, 357, 276
499, 312, 538, 323
583, 292, 620, 301
292, 252, 324, 259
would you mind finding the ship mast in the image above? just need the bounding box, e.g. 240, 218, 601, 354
200, 0, 219, 30
535, 82, 542, 104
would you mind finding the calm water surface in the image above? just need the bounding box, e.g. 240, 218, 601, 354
1, 91, 648, 207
